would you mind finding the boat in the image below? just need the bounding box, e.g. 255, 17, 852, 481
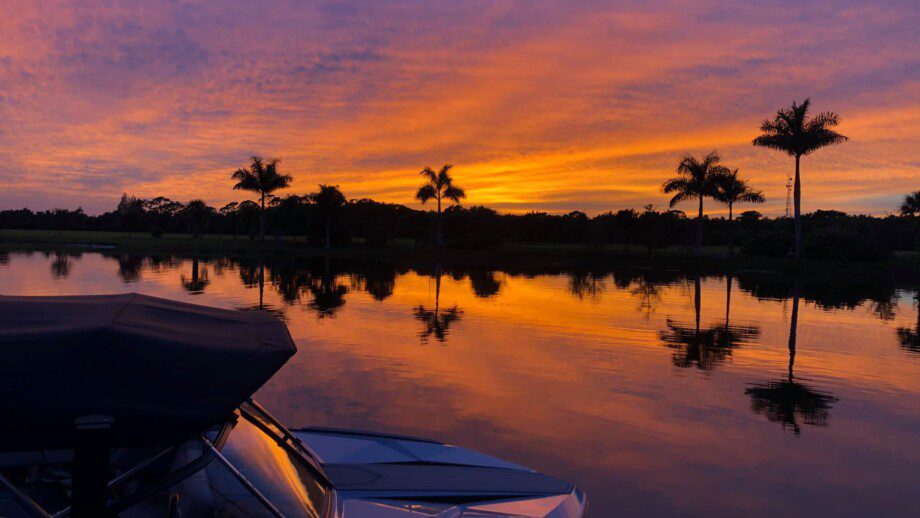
0, 294, 587, 517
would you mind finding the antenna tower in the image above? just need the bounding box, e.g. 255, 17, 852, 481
784, 176, 793, 218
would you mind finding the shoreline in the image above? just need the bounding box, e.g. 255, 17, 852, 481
1, 228, 917, 285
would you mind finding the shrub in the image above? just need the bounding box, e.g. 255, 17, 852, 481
802, 228, 891, 262
742, 228, 891, 262
740, 230, 792, 258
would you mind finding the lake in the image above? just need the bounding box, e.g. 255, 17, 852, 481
1, 249, 917, 516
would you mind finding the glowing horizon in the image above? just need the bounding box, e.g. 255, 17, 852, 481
1, 1, 917, 216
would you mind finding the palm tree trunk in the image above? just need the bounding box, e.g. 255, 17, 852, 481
725, 274, 732, 326
726, 203, 734, 257
434, 263, 442, 314
788, 280, 800, 380
792, 155, 802, 260
694, 276, 701, 334
696, 195, 704, 255
259, 194, 267, 242
258, 261, 265, 310
435, 197, 444, 248
325, 219, 332, 250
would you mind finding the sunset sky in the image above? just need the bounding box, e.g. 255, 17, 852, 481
1, 0, 917, 216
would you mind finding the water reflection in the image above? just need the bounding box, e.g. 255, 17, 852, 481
113, 253, 145, 284
50, 251, 78, 279
468, 269, 503, 298
307, 257, 348, 318
414, 264, 463, 344
897, 291, 919, 356
568, 270, 605, 302
659, 276, 760, 371
745, 282, 838, 435
0, 248, 917, 516
180, 258, 210, 294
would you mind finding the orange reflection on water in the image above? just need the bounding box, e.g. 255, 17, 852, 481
0, 251, 917, 516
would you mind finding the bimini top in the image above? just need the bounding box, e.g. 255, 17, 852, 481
0, 293, 296, 451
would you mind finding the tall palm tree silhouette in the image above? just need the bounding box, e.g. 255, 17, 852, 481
662, 152, 729, 255
745, 281, 838, 435
181, 258, 210, 294
714, 169, 765, 256
415, 164, 465, 247
231, 156, 293, 241
753, 99, 848, 259
414, 264, 463, 344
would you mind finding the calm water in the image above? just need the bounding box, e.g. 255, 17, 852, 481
1, 249, 918, 516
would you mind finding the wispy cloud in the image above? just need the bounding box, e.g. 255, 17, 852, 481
0, 0, 916, 214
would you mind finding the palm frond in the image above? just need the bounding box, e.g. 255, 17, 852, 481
444, 185, 466, 203
416, 184, 437, 203
419, 166, 437, 183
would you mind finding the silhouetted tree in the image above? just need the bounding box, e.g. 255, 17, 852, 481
714, 169, 765, 256
219, 202, 239, 239
900, 191, 920, 217
662, 152, 728, 254
415, 164, 466, 247
753, 99, 848, 259
180, 199, 215, 238
231, 156, 293, 241
311, 185, 347, 250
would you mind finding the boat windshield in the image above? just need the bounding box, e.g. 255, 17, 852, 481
217, 416, 331, 517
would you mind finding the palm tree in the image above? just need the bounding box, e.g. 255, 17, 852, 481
752, 99, 848, 259
662, 152, 728, 254
714, 169, 765, 256
311, 184, 347, 250
900, 191, 920, 217
231, 156, 293, 241
416, 164, 465, 247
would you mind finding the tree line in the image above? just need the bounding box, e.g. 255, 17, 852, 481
0, 99, 917, 260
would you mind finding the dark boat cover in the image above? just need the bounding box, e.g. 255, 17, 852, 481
0, 293, 296, 451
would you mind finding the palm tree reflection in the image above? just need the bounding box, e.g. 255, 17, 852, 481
896, 290, 919, 356
745, 282, 838, 435
659, 275, 759, 371
180, 258, 210, 294
50, 252, 75, 279
414, 265, 463, 344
